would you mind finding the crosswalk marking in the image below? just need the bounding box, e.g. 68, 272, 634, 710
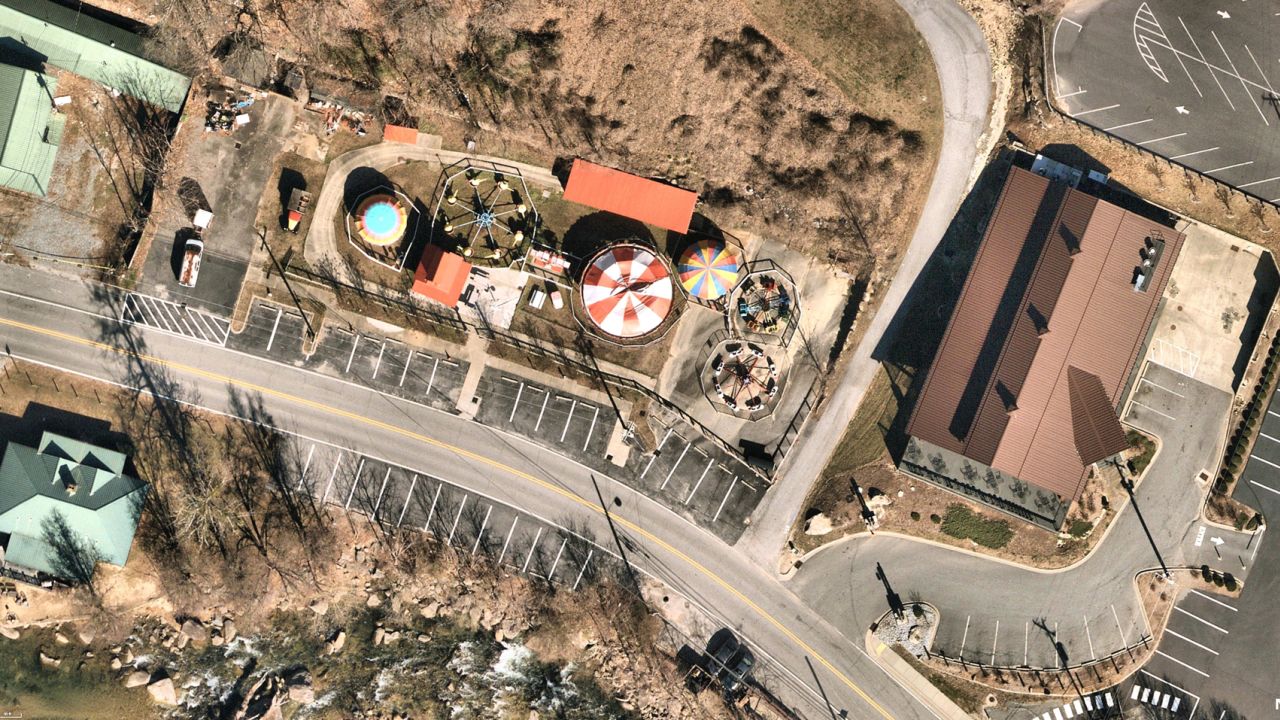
120, 292, 230, 346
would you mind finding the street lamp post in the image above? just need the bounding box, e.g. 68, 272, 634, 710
259, 227, 316, 339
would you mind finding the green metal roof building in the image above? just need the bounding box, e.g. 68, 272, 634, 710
0, 0, 191, 113
0, 431, 147, 582
0, 63, 62, 196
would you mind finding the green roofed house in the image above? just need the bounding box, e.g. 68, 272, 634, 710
0, 431, 147, 583
0, 0, 191, 114
0, 63, 62, 196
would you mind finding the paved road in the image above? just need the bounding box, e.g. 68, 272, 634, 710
1052, 0, 1280, 204
738, 0, 995, 564
790, 363, 1233, 669
0, 266, 938, 720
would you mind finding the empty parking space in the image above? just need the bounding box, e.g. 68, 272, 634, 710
225, 301, 467, 412
627, 424, 766, 544
121, 291, 231, 346
1053, 0, 1280, 205
474, 370, 614, 466
287, 437, 613, 590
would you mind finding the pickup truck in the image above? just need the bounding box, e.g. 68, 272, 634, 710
178, 236, 204, 288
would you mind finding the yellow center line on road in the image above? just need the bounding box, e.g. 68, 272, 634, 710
0, 315, 895, 720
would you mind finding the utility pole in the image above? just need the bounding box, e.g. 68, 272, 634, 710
1115, 460, 1169, 578
259, 226, 316, 339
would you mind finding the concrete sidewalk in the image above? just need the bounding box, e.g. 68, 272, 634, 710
864, 632, 973, 720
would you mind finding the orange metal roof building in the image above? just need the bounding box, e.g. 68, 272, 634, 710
562, 159, 698, 234
383, 124, 418, 145
412, 245, 471, 308
907, 166, 1182, 506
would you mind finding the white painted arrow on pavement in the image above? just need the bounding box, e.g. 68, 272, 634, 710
1217, 11, 1230, 19
1211, 536, 1225, 546
1176, 106, 1190, 115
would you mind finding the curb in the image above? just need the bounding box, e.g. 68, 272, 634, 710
863, 631, 972, 720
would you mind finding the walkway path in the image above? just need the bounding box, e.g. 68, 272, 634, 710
736, 0, 997, 564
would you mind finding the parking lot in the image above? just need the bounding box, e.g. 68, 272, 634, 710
227, 300, 468, 413
1052, 0, 1280, 203
294, 439, 610, 587
472, 370, 767, 544
138, 94, 297, 312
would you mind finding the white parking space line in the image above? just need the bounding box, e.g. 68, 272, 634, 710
582, 406, 600, 451
1238, 176, 1280, 189
371, 468, 391, 517
1170, 147, 1219, 160
1104, 118, 1154, 132
266, 307, 283, 351
423, 482, 444, 532
1249, 454, 1280, 471
1111, 604, 1129, 646
425, 357, 439, 395
509, 382, 525, 423
712, 477, 738, 522
1188, 588, 1236, 611
1165, 628, 1220, 655
1244, 44, 1277, 100
572, 549, 594, 591
1249, 479, 1280, 497
497, 516, 519, 564
1130, 401, 1176, 421
397, 475, 418, 526
1058, 89, 1087, 99
1083, 615, 1095, 659
321, 452, 344, 502
1205, 160, 1254, 174
661, 443, 691, 490
1258, 431, 1280, 445
640, 428, 675, 479
1173, 606, 1229, 633
300, 443, 316, 476
471, 505, 492, 555
1141, 377, 1185, 397
1140, 670, 1201, 719
1072, 103, 1120, 116
371, 341, 386, 379
345, 457, 366, 509
686, 459, 714, 504
1154, 649, 1210, 677
522, 528, 544, 573
446, 495, 468, 544
548, 538, 568, 578
959, 615, 971, 660
1211, 30, 1269, 125
560, 399, 577, 443
991, 620, 999, 665
1136, 132, 1186, 145
534, 392, 550, 432
399, 350, 413, 387
1177, 17, 1236, 110
345, 335, 360, 374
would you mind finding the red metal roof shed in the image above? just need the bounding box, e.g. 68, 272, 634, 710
412, 245, 471, 308
562, 159, 698, 234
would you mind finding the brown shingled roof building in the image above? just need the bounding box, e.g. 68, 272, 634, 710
901, 164, 1182, 529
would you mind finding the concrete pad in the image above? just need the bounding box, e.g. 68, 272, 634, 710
1146, 221, 1277, 392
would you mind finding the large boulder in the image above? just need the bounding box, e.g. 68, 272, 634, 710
221, 619, 237, 643
288, 684, 315, 704
0, 626, 19, 641
326, 630, 346, 655
180, 619, 208, 645
147, 677, 179, 705
126, 671, 151, 688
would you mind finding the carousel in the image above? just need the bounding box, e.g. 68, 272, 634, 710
579, 243, 675, 342
345, 187, 417, 270
433, 160, 538, 267
677, 239, 741, 304
704, 340, 783, 417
